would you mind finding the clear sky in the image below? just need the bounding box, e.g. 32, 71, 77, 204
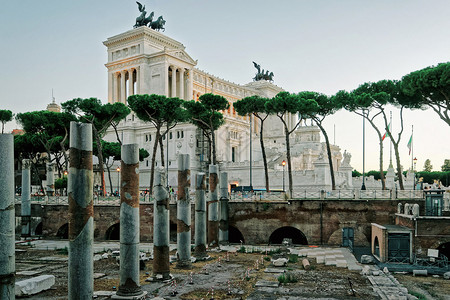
1, 0, 449, 172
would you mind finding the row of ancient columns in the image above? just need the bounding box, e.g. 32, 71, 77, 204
169, 65, 193, 100
113, 68, 140, 104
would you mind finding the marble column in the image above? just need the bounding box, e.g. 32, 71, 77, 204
136, 66, 141, 95
128, 69, 134, 100
21, 159, 31, 237
218, 172, 229, 244
207, 165, 219, 247
152, 168, 170, 280
176, 154, 191, 268
171, 66, 177, 98
115, 143, 145, 298
108, 72, 114, 103
194, 173, 207, 259
0, 134, 15, 299
113, 72, 119, 103
120, 70, 127, 103
46, 162, 55, 196
68, 122, 94, 300
179, 69, 185, 100
187, 69, 193, 100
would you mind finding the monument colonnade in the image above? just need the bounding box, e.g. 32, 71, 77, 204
110, 64, 195, 103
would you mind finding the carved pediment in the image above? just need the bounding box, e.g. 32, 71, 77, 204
167, 49, 196, 66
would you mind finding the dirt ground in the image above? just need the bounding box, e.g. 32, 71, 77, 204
14, 245, 450, 299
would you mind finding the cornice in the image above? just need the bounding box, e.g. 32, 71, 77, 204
103, 26, 185, 51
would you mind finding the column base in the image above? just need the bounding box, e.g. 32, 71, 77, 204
111, 291, 147, 299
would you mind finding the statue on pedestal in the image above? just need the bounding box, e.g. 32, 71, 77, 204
252, 62, 274, 82
134, 2, 166, 31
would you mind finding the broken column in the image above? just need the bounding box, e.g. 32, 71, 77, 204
68, 122, 94, 300
177, 154, 191, 268
21, 159, 31, 238
153, 168, 170, 280
219, 172, 229, 244
46, 163, 55, 196
114, 143, 145, 298
0, 134, 15, 299
207, 165, 219, 247
194, 173, 207, 259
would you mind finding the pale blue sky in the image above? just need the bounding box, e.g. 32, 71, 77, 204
1, 0, 449, 172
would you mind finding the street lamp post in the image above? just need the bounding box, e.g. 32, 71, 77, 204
282, 160, 286, 192
116, 167, 120, 197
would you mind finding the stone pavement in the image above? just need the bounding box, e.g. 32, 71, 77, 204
365, 265, 411, 300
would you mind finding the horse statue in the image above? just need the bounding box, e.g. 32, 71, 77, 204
134, 1, 147, 28
252, 62, 274, 82
150, 16, 166, 32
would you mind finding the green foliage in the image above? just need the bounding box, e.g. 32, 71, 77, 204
0, 109, 13, 133
401, 62, 450, 126
139, 148, 150, 162
264, 256, 271, 261
423, 159, 433, 172
352, 169, 362, 177
262, 202, 271, 211
366, 170, 387, 181
288, 254, 298, 263
442, 159, 450, 171
57, 246, 69, 255
237, 246, 246, 253
417, 171, 450, 186
277, 273, 298, 284
234, 95, 268, 116
408, 291, 426, 300
265, 91, 300, 115
267, 248, 281, 255
55, 176, 67, 190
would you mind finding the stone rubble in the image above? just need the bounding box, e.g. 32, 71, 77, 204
15, 275, 55, 296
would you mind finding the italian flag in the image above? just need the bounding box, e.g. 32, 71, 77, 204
407, 134, 412, 155
382, 122, 391, 141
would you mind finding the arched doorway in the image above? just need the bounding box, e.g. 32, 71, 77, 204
437, 242, 450, 259
269, 226, 308, 245
105, 223, 120, 240
228, 225, 245, 244
56, 223, 68, 239
34, 222, 43, 236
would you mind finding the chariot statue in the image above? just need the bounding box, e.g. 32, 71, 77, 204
252, 61, 274, 82
134, 2, 166, 32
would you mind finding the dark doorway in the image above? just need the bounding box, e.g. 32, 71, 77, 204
374, 237, 380, 257
228, 225, 245, 243
105, 223, 120, 240
387, 233, 410, 263
342, 227, 354, 247
437, 242, 450, 259
56, 223, 68, 239
269, 226, 308, 245
35, 222, 43, 236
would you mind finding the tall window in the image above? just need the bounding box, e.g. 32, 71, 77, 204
232, 147, 236, 162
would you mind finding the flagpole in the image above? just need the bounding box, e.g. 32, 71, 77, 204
389, 111, 393, 167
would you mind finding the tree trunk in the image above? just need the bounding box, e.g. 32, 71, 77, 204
259, 119, 270, 192
149, 129, 161, 194
106, 161, 113, 195
159, 135, 165, 167
366, 118, 386, 190
211, 129, 217, 165
316, 122, 336, 190
393, 143, 404, 190
60, 129, 69, 172
92, 126, 106, 196
279, 116, 293, 198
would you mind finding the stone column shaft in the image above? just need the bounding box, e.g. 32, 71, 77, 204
0, 134, 15, 299
128, 70, 134, 99
46, 162, 55, 196
177, 154, 191, 268
194, 173, 207, 258
68, 122, 94, 300
171, 66, 177, 97
116, 143, 143, 297
179, 69, 185, 100
187, 69, 193, 100
153, 168, 170, 280
108, 72, 114, 103
219, 172, 229, 244
121, 70, 126, 103
136, 66, 141, 95
114, 73, 119, 103
21, 159, 31, 238
207, 165, 219, 247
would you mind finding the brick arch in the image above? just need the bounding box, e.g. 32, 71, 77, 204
268, 226, 308, 245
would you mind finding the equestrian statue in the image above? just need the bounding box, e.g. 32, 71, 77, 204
134, 2, 166, 32
252, 61, 274, 82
